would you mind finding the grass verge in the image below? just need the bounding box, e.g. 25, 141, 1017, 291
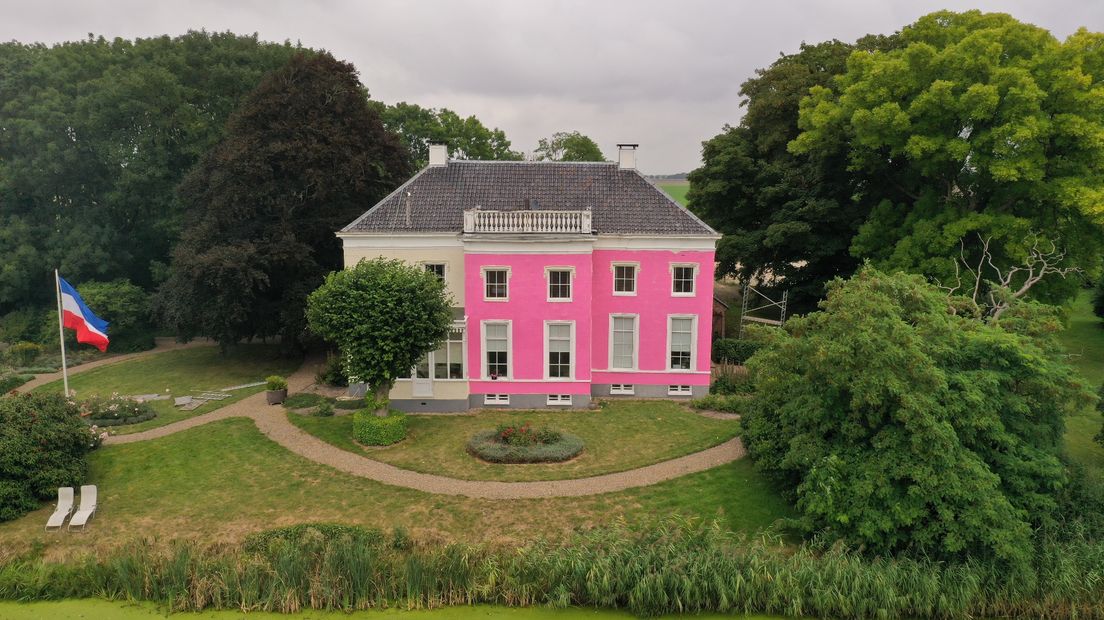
33, 345, 301, 434
0, 418, 789, 559
287, 400, 740, 481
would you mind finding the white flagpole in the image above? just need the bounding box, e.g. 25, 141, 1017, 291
55, 269, 70, 397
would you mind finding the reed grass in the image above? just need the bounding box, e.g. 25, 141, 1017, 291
2, 518, 1102, 618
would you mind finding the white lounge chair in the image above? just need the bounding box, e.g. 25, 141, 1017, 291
44, 487, 74, 532
68, 485, 97, 532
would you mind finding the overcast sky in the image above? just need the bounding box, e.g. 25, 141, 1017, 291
2, 1, 1101, 173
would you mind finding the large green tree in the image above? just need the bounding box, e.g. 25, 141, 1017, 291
791, 11, 1104, 304
155, 52, 410, 351
368, 101, 522, 168
688, 37, 897, 311
0, 33, 304, 315
306, 259, 452, 415
534, 131, 605, 161
741, 267, 1093, 565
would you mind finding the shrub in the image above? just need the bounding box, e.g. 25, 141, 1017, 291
315, 402, 335, 417
265, 375, 287, 391
78, 394, 156, 426
468, 429, 584, 463
352, 410, 407, 446
0, 374, 32, 394
282, 393, 327, 410
690, 393, 751, 415
710, 363, 753, 395
4, 341, 42, 367
0, 393, 101, 522
1094, 279, 1104, 321
0, 308, 42, 344
315, 351, 348, 387
711, 338, 761, 364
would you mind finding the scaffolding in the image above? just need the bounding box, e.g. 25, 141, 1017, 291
738, 282, 788, 339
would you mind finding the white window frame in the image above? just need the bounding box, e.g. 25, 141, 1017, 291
611, 262, 639, 296
546, 394, 572, 406
544, 320, 576, 380
481, 266, 511, 302
421, 261, 448, 281
670, 263, 698, 297
484, 394, 510, 405
668, 385, 693, 396
666, 314, 698, 372
429, 327, 466, 381
610, 384, 635, 395
608, 313, 639, 370
481, 320, 512, 380
544, 266, 575, 302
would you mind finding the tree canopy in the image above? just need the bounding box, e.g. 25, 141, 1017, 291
741, 267, 1093, 565
688, 36, 897, 311
306, 258, 453, 414
790, 10, 1104, 304
369, 101, 523, 168
534, 131, 605, 161
0, 32, 305, 316
155, 52, 410, 351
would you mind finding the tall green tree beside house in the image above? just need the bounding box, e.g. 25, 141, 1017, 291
688, 36, 898, 311
741, 267, 1093, 566
155, 52, 410, 351
368, 101, 523, 168
534, 131, 605, 161
306, 259, 453, 415
0, 33, 304, 316
790, 10, 1104, 305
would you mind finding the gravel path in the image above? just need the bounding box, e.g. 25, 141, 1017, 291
15, 337, 216, 393
104, 358, 746, 499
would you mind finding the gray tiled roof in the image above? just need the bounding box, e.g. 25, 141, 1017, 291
340, 161, 716, 236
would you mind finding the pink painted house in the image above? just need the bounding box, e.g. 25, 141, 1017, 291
337, 144, 719, 411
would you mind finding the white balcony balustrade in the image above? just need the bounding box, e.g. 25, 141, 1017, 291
463, 209, 592, 234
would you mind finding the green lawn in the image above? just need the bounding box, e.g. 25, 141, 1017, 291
0, 418, 791, 560
0, 600, 783, 619
287, 400, 740, 482
1057, 291, 1104, 486
657, 182, 689, 206
34, 345, 301, 434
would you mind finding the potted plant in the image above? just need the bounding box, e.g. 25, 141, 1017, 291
265, 375, 288, 405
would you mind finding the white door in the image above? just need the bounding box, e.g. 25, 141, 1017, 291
412, 354, 433, 397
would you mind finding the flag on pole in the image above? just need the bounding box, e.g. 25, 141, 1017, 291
58, 277, 110, 352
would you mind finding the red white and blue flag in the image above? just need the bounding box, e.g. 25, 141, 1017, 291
58, 276, 110, 352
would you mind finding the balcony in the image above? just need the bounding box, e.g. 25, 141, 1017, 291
463, 208, 592, 234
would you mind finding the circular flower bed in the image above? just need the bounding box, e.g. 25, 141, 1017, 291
79, 393, 157, 427
467, 422, 584, 464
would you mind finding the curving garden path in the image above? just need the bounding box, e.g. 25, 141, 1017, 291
103, 357, 746, 499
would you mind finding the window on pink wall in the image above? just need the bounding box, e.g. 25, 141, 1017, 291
485, 322, 509, 378
548, 269, 572, 301
669, 316, 695, 370
672, 265, 696, 295
613, 264, 637, 294
547, 322, 572, 378
610, 315, 637, 369
484, 268, 508, 300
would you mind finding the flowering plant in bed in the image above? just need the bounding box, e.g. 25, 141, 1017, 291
468, 421, 584, 464
79, 393, 157, 427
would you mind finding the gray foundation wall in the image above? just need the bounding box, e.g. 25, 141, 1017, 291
390, 398, 470, 413
468, 393, 592, 410
591, 383, 708, 399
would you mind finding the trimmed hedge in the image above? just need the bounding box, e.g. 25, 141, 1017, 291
711, 338, 761, 364
468, 429, 584, 463
88, 410, 157, 427
334, 398, 365, 410
352, 410, 407, 446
